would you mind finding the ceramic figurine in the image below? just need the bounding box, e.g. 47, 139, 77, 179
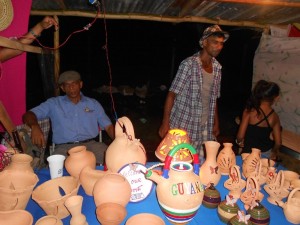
217, 195, 240, 223
224, 165, 246, 199
241, 148, 261, 179
217, 142, 236, 175
202, 183, 221, 209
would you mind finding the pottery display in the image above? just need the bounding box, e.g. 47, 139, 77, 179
247, 201, 270, 225
105, 116, 147, 173
65, 146, 96, 179
282, 170, 299, 190
217, 143, 236, 175
200, 141, 221, 186
217, 195, 240, 223
79, 166, 106, 196
35, 215, 63, 225
4, 153, 34, 173
0, 209, 33, 225
241, 148, 261, 179
202, 183, 221, 209
0, 170, 39, 210
146, 143, 204, 225
224, 165, 246, 199
96, 202, 127, 225
277, 187, 300, 224
126, 213, 165, 225
240, 176, 264, 210
32, 176, 80, 219
228, 210, 253, 225
93, 172, 132, 207
64, 195, 88, 225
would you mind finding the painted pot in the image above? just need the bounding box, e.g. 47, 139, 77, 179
217, 195, 240, 223
247, 201, 270, 225
202, 183, 221, 209
224, 165, 246, 199
217, 142, 236, 175
242, 148, 261, 179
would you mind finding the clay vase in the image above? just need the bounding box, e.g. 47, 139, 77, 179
202, 183, 221, 209
105, 116, 147, 173
4, 153, 34, 174
0, 170, 39, 210
217, 143, 236, 175
65, 146, 96, 179
278, 187, 300, 224
35, 215, 63, 225
224, 165, 246, 199
96, 202, 127, 225
93, 172, 132, 207
126, 213, 165, 225
79, 166, 106, 196
247, 201, 270, 225
242, 148, 261, 179
64, 195, 88, 225
0, 209, 33, 225
240, 176, 264, 210
217, 195, 240, 223
146, 143, 204, 225
200, 141, 221, 186
32, 176, 80, 219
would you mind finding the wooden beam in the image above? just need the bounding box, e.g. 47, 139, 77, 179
53, 15, 60, 97
212, 0, 300, 8
0, 36, 43, 54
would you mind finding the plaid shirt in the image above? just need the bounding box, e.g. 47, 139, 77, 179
169, 52, 222, 151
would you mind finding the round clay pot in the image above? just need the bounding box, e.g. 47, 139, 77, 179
126, 213, 165, 225
202, 183, 221, 209
96, 202, 127, 225
4, 153, 34, 173
217, 195, 240, 223
0, 209, 33, 225
35, 215, 63, 225
93, 173, 131, 207
247, 201, 270, 225
79, 166, 106, 196
65, 146, 96, 179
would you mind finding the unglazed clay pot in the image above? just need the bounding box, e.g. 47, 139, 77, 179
96, 202, 127, 225
65, 146, 96, 179
0, 209, 33, 225
64, 195, 88, 225
217, 195, 240, 223
278, 187, 300, 224
35, 215, 63, 225
0, 170, 39, 210
217, 143, 236, 175
93, 173, 131, 207
241, 148, 261, 179
200, 141, 221, 186
4, 153, 34, 173
126, 213, 165, 225
105, 116, 146, 173
32, 176, 80, 219
79, 166, 106, 196
146, 143, 204, 225
224, 165, 246, 199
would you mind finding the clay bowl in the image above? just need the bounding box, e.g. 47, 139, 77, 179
126, 213, 165, 225
0, 209, 33, 225
96, 202, 127, 225
283, 170, 300, 189
35, 215, 63, 225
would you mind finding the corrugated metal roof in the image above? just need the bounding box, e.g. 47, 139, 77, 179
31, 0, 300, 28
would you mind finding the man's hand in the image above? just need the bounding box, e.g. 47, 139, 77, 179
30, 124, 46, 148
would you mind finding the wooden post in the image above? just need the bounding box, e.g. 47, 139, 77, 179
53, 15, 60, 96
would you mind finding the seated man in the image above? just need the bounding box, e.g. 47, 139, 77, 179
23, 70, 115, 164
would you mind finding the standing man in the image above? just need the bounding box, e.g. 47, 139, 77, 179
158, 25, 229, 161
23, 70, 115, 164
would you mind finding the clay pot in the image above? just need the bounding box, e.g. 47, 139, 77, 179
32, 176, 80, 219
224, 165, 246, 199
202, 183, 221, 209
126, 213, 165, 225
65, 146, 96, 179
35, 215, 63, 225
105, 116, 147, 173
0, 209, 33, 225
282, 170, 299, 190
260, 158, 275, 177
4, 153, 34, 173
93, 173, 132, 207
278, 187, 300, 224
0, 170, 39, 210
96, 202, 127, 225
200, 141, 221, 186
79, 166, 106, 196
242, 148, 261, 179
217, 195, 240, 223
217, 143, 236, 175
64, 195, 88, 225
228, 210, 253, 225
266, 167, 277, 185
247, 201, 270, 225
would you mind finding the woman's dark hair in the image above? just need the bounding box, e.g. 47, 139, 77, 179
245, 80, 280, 114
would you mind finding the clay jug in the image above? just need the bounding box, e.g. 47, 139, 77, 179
217, 143, 236, 175
4, 153, 34, 174
93, 172, 132, 207
65, 195, 88, 225
242, 148, 261, 179
126, 213, 165, 225
217, 195, 240, 223
0, 209, 33, 225
35, 215, 63, 225
247, 201, 270, 225
145, 143, 204, 225
224, 165, 246, 199
200, 141, 221, 186
202, 183, 221, 209
65, 146, 96, 179
79, 166, 106, 196
278, 187, 300, 224
96, 202, 127, 225
105, 116, 146, 173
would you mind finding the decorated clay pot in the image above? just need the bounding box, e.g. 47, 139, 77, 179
228, 210, 253, 225
4, 153, 34, 173
35, 215, 63, 225
105, 116, 146, 173
64, 195, 88, 225
146, 143, 204, 225
126, 213, 165, 225
79, 166, 106, 196
0, 209, 33, 225
224, 165, 246, 199
96, 202, 127, 225
65, 146, 96, 179
278, 188, 300, 224
265, 167, 277, 185
242, 148, 261, 179
202, 183, 221, 209
217, 195, 240, 223
93, 172, 132, 207
0, 170, 39, 210
200, 141, 221, 186
32, 176, 80, 219
260, 158, 275, 177
247, 201, 270, 225
217, 143, 236, 175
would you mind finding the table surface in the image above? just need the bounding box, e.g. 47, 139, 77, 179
26, 157, 295, 225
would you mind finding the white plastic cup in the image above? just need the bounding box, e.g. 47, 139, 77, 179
47, 154, 66, 179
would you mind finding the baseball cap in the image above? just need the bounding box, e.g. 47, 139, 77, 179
58, 70, 81, 85
199, 25, 229, 48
